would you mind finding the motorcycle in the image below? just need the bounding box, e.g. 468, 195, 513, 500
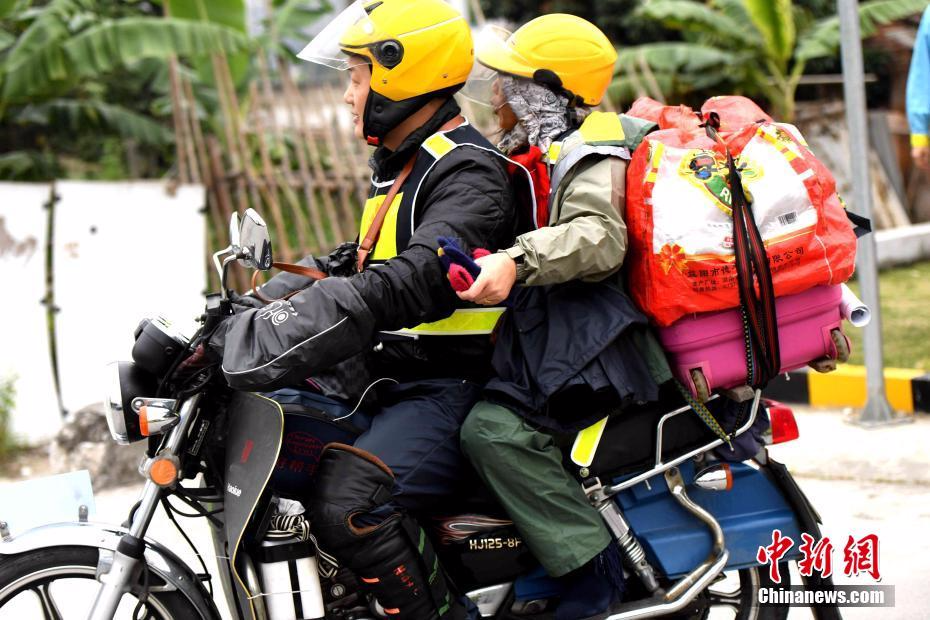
0, 209, 840, 620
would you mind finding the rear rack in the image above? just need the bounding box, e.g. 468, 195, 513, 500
602, 389, 761, 497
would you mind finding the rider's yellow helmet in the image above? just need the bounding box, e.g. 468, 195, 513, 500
298, 0, 473, 143
475, 14, 617, 107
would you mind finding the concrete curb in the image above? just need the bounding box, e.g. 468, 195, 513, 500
763, 365, 930, 413
875, 222, 930, 269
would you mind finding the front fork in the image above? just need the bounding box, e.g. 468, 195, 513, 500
87, 395, 201, 620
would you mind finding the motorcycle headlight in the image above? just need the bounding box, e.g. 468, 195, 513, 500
104, 361, 157, 445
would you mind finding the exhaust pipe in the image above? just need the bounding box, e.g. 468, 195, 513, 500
595, 467, 729, 620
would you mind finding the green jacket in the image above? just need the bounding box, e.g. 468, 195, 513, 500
504, 129, 627, 285
502, 112, 672, 386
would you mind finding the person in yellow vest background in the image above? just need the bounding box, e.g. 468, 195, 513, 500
207, 1, 517, 617
458, 15, 673, 620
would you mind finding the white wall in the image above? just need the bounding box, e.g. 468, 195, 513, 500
53, 181, 206, 417
0, 183, 60, 442
0, 181, 206, 444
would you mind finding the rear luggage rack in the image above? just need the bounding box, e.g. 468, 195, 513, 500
602, 389, 761, 497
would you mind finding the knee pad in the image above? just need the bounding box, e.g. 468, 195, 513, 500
310, 443, 396, 551
309, 444, 461, 619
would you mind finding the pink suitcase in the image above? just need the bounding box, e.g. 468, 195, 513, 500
657, 285, 851, 400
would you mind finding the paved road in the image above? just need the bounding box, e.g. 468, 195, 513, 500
3, 406, 928, 619
768, 407, 930, 619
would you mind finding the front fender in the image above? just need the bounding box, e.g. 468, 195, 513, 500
0, 521, 221, 620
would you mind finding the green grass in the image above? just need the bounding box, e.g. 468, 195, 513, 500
845, 261, 930, 371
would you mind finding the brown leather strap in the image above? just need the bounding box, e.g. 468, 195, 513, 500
356, 115, 466, 272
356, 156, 415, 272
271, 261, 327, 280
250, 261, 327, 304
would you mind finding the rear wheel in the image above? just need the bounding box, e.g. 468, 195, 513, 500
676, 563, 789, 620
0, 546, 202, 620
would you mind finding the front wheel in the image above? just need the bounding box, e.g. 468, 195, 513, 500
0, 546, 201, 620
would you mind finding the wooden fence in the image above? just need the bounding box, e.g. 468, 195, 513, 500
167, 49, 617, 290
169, 52, 373, 290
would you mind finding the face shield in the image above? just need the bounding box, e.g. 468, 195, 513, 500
459, 24, 512, 108
296, 0, 399, 71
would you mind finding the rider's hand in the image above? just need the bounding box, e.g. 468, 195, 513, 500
456, 253, 516, 306
229, 290, 264, 310
913, 145, 930, 172
177, 343, 215, 374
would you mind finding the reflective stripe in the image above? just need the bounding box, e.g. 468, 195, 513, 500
646, 141, 665, 183
395, 307, 506, 336
570, 416, 608, 467
579, 111, 625, 145
422, 132, 457, 159
547, 141, 563, 164
360, 192, 404, 261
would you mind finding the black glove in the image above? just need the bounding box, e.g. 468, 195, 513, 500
229, 290, 264, 310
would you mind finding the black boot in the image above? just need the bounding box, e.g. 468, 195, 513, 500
555, 544, 626, 620
311, 443, 464, 620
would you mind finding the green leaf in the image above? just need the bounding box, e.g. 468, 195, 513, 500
0, 42, 72, 103
0, 150, 53, 180
62, 17, 251, 76
0, 29, 15, 51
617, 42, 737, 75
2, 17, 251, 101
637, 0, 759, 48
164, 0, 246, 33
17, 98, 173, 145
797, 0, 928, 61
742, 0, 795, 65
2, 0, 82, 73
0, 0, 31, 20
272, 0, 330, 41
609, 73, 676, 102
709, 0, 751, 23
165, 0, 249, 85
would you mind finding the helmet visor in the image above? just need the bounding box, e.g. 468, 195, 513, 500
459, 25, 511, 107
296, 0, 386, 70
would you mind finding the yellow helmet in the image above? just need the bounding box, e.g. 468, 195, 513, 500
475, 14, 617, 106
298, 0, 473, 142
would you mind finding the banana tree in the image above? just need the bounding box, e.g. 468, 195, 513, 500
0, 0, 251, 179
616, 0, 928, 120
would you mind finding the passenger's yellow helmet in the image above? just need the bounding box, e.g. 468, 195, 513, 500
298, 0, 473, 143
474, 14, 617, 107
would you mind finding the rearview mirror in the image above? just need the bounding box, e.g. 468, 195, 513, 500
238, 208, 273, 271
229, 212, 241, 250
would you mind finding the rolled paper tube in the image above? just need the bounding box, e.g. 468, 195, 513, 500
840, 283, 871, 327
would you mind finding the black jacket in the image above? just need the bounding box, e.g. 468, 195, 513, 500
210, 101, 516, 390
484, 276, 664, 433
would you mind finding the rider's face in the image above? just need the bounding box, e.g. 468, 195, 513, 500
491, 78, 518, 133
344, 60, 371, 140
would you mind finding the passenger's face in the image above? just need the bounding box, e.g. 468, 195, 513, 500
491, 78, 518, 133
344, 61, 371, 140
